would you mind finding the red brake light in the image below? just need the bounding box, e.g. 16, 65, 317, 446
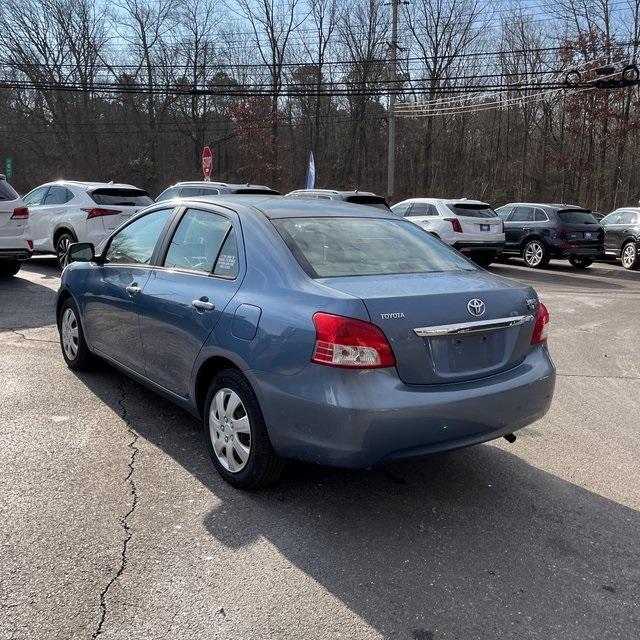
27, 240, 33, 250
445, 217, 463, 233
84, 208, 121, 219
11, 206, 29, 219
531, 302, 550, 344
312, 312, 396, 368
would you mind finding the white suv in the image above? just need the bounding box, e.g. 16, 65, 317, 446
0, 174, 32, 277
22, 181, 153, 267
391, 198, 505, 266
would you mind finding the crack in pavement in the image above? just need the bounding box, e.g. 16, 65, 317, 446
4, 329, 58, 344
92, 378, 140, 639
557, 373, 640, 381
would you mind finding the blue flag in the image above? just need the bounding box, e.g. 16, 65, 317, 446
305, 151, 315, 189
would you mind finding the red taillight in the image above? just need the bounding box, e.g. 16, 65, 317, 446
531, 302, 550, 344
312, 312, 396, 368
445, 217, 463, 233
84, 208, 121, 219
27, 240, 33, 250
11, 206, 29, 219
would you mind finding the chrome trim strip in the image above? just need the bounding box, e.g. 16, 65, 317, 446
414, 314, 534, 337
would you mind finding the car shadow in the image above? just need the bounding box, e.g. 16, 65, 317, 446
0, 259, 59, 331
488, 260, 637, 291
74, 365, 639, 638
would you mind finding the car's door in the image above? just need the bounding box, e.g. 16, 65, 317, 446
139, 206, 244, 397
33, 186, 74, 252
22, 186, 51, 251
82, 207, 175, 373
405, 202, 439, 229
601, 212, 622, 252
504, 206, 534, 250
609, 211, 635, 254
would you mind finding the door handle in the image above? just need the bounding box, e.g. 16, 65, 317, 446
192, 297, 215, 311
125, 283, 142, 295
522, 227, 531, 231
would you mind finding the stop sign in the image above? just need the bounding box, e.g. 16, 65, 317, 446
202, 146, 212, 181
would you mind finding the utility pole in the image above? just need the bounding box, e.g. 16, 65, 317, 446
387, 0, 399, 202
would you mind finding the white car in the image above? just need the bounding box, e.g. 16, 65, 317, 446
391, 198, 505, 266
22, 180, 154, 267
0, 174, 32, 277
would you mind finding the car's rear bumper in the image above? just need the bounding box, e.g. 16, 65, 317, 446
247, 345, 555, 468
453, 241, 505, 253
0, 249, 32, 262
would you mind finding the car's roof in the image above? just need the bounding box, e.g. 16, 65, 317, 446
501, 202, 587, 210
41, 180, 142, 190
287, 189, 380, 197
395, 197, 489, 206
168, 181, 275, 190
185, 195, 397, 220
611, 206, 640, 212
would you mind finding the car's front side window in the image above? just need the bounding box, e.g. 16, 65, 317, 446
105, 208, 173, 265
22, 186, 49, 207
495, 207, 512, 220
163, 208, 232, 274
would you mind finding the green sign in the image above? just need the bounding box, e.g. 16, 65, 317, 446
5, 158, 12, 178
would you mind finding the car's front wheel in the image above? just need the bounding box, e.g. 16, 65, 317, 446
55, 232, 76, 269
568, 256, 593, 269
204, 369, 285, 489
621, 241, 640, 270
522, 239, 549, 268
0, 261, 21, 277
58, 298, 94, 370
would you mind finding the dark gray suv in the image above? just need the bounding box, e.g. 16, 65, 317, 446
495, 203, 603, 269
601, 208, 640, 269
286, 189, 390, 211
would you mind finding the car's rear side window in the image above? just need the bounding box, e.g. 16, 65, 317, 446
557, 210, 598, 224
274, 217, 475, 278
0, 179, 18, 201
447, 203, 497, 218
91, 188, 153, 207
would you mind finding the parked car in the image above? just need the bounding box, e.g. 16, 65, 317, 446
22, 180, 153, 268
494, 203, 603, 269
157, 181, 279, 201
0, 174, 32, 277
286, 189, 390, 210
390, 198, 505, 266
601, 208, 640, 270
57, 196, 555, 488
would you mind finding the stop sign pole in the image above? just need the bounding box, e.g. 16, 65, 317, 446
202, 146, 212, 182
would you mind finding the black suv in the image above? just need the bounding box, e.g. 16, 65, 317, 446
495, 203, 603, 269
601, 208, 640, 270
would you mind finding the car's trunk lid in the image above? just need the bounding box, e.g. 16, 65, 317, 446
556, 210, 603, 246
89, 188, 153, 230
446, 202, 502, 235
319, 271, 537, 385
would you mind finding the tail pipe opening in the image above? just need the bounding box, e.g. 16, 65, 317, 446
503, 433, 517, 444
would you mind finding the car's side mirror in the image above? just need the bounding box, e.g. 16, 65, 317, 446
68, 242, 95, 263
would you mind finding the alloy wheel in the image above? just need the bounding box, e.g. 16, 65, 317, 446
622, 243, 636, 269
57, 235, 72, 269
209, 388, 251, 473
61, 308, 79, 360
524, 241, 544, 267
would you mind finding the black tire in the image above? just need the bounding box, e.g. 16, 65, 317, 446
620, 241, 640, 270
568, 256, 593, 269
522, 239, 550, 268
203, 369, 285, 489
55, 231, 76, 270
58, 297, 94, 370
471, 252, 496, 267
0, 261, 21, 277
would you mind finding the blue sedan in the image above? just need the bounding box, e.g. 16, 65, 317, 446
57, 197, 555, 488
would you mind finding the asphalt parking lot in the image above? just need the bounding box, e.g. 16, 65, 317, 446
1, 258, 639, 640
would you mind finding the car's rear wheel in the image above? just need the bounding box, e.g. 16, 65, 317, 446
471, 251, 496, 267
621, 241, 640, 270
204, 369, 285, 489
0, 260, 21, 277
522, 240, 549, 268
58, 298, 94, 370
55, 232, 76, 270
568, 256, 593, 269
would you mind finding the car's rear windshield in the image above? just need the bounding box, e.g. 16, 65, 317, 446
90, 188, 153, 207
273, 217, 476, 278
345, 195, 390, 210
232, 188, 280, 195
557, 210, 598, 224
0, 179, 19, 202
446, 203, 497, 218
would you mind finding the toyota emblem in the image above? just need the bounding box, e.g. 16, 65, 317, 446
467, 299, 486, 317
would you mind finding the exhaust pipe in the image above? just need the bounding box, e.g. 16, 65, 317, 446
503, 433, 516, 444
